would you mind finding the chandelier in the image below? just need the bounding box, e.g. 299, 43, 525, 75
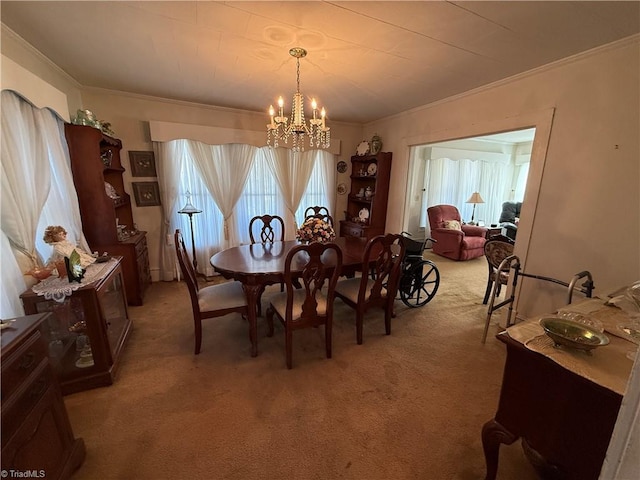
267, 47, 330, 152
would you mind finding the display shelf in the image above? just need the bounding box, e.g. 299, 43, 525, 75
20, 258, 132, 395
339, 151, 392, 239
65, 124, 150, 305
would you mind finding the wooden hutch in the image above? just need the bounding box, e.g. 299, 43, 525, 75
340, 152, 392, 239
64, 124, 150, 305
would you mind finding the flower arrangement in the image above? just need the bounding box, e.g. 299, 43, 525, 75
296, 217, 336, 243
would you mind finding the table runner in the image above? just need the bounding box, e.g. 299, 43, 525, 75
31, 258, 120, 303
507, 298, 637, 396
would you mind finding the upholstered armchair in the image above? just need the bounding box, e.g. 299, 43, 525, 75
427, 205, 487, 261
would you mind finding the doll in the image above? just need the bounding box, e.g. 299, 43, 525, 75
43, 225, 96, 268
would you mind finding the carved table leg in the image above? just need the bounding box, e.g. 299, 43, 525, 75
242, 283, 264, 357
482, 418, 518, 480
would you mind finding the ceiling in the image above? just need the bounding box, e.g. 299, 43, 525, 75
2, 1, 639, 124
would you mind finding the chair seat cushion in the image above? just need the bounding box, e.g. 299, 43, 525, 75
335, 277, 388, 304
270, 290, 328, 321
198, 281, 247, 311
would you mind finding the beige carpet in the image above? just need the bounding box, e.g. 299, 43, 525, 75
66, 250, 539, 480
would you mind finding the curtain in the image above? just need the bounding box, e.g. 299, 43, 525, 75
294, 149, 336, 228
1, 91, 52, 270
262, 147, 317, 237
1, 90, 89, 318
188, 142, 255, 249
420, 156, 512, 235
155, 138, 334, 278
234, 152, 287, 245
156, 140, 187, 281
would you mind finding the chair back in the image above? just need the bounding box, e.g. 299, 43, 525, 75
282, 242, 342, 325
249, 214, 285, 244
427, 204, 462, 230
174, 229, 200, 306
359, 233, 406, 305
484, 238, 515, 271
304, 205, 334, 226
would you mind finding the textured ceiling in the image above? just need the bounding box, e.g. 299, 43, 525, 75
2, 1, 639, 124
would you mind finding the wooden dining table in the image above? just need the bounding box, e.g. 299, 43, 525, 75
210, 236, 369, 357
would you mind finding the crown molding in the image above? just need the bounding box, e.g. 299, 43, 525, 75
1, 24, 82, 89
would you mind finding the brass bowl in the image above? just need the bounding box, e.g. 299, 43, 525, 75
540, 317, 610, 352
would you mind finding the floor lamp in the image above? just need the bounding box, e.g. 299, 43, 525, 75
466, 192, 484, 225
178, 191, 202, 272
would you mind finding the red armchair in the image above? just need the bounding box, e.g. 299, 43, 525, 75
427, 205, 487, 261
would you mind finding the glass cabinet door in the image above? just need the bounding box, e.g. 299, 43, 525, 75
31, 296, 100, 380
98, 270, 128, 358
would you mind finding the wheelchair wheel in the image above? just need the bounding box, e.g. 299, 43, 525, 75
400, 260, 440, 308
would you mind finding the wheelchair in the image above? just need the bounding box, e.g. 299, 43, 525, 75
398, 232, 440, 308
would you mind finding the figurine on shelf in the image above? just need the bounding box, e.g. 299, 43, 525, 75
43, 226, 96, 269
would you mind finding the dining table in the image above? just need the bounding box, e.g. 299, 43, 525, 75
210, 236, 369, 357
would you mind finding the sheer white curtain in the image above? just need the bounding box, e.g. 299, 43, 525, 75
155, 139, 334, 278
1, 91, 52, 271
294, 149, 336, 227
1, 90, 88, 318
262, 146, 317, 238
420, 156, 512, 233
189, 142, 256, 248
156, 140, 187, 281
234, 152, 287, 245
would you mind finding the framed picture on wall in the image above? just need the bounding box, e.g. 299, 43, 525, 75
129, 151, 157, 177
132, 181, 161, 207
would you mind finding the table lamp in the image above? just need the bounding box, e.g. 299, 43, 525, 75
466, 192, 484, 225
178, 191, 202, 272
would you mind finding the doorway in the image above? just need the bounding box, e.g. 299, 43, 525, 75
404, 128, 536, 241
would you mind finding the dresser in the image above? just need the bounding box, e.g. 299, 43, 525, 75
1, 313, 85, 478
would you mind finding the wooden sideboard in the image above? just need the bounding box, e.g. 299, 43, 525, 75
482, 331, 624, 480
1, 313, 85, 478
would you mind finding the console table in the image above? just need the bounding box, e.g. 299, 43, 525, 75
482, 300, 636, 480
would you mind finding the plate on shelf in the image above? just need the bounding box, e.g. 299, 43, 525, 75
104, 182, 119, 199
358, 207, 370, 221
367, 162, 377, 175
356, 140, 370, 156
337, 160, 347, 173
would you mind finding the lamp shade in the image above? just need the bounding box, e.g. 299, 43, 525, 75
466, 192, 485, 204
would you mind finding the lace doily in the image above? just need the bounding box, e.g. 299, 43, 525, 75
31, 258, 120, 302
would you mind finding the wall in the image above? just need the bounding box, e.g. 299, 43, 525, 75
364, 37, 640, 318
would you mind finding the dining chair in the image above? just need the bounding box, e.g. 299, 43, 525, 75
265, 241, 343, 369
334, 233, 406, 345
174, 229, 248, 355
249, 214, 286, 308
249, 214, 285, 244
304, 205, 334, 227
482, 236, 515, 304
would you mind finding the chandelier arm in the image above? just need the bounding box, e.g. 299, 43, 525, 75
266, 47, 330, 152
